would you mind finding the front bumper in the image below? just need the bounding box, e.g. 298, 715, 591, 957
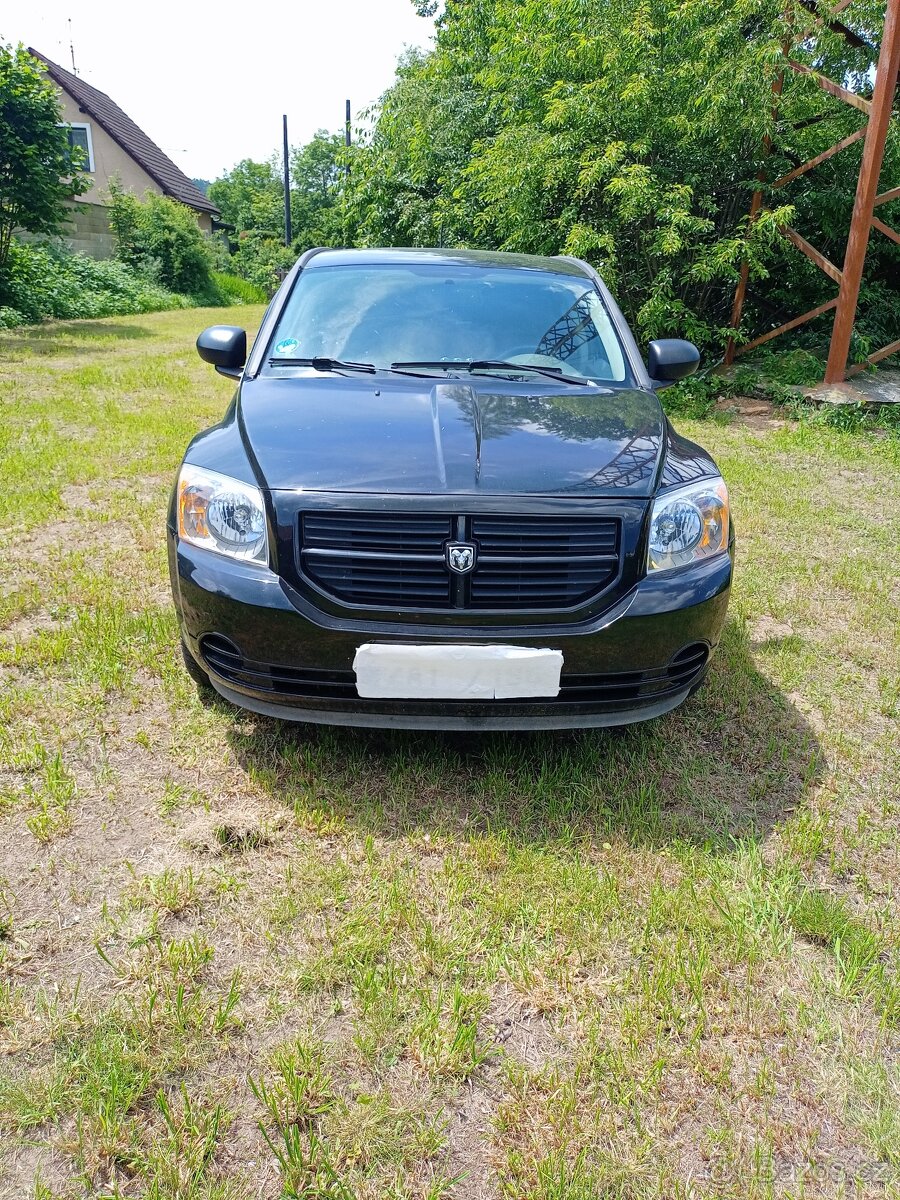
168, 535, 733, 729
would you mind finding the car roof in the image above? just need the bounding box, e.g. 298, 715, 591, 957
304, 247, 593, 278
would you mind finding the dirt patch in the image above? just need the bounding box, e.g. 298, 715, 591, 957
0, 670, 238, 997
748, 615, 795, 645
488, 982, 570, 1070
61, 476, 169, 511
0, 611, 64, 644
0, 1143, 73, 1200
445, 1074, 503, 1199
716, 396, 789, 431
182, 804, 288, 855
8, 514, 137, 563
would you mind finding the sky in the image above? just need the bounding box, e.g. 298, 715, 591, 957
5, 0, 435, 181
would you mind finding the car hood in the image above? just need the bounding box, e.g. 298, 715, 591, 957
238, 374, 667, 497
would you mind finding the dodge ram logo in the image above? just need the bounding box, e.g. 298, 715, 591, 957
446, 542, 477, 574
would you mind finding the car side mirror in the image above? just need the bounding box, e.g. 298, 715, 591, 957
196, 326, 247, 379
647, 338, 700, 385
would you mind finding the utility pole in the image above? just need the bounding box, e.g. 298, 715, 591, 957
282, 114, 292, 247
344, 99, 351, 179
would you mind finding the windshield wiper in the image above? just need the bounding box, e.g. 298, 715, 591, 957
390, 359, 590, 386
269, 356, 376, 374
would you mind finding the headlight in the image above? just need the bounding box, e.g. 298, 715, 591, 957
647, 477, 729, 572
177, 465, 268, 565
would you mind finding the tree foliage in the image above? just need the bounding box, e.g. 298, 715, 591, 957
209, 133, 345, 293
344, 0, 899, 355
209, 158, 284, 236
291, 131, 346, 247
107, 184, 217, 299
209, 158, 292, 291
0, 43, 88, 271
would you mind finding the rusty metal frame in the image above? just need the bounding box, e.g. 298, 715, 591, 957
725, 0, 900, 383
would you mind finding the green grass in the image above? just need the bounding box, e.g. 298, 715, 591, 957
212, 272, 269, 306
0, 308, 898, 1198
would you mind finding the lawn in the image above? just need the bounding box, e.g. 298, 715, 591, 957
0, 308, 897, 1200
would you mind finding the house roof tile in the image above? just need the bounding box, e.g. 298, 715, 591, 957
31, 49, 219, 216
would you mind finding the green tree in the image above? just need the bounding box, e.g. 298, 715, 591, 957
207, 134, 347, 294
209, 158, 284, 236
230, 229, 295, 294
0, 42, 88, 271
345, 47, 488, 248
208, 158, 291, 293
346, 0, 899, 355
290, 130, 345, 249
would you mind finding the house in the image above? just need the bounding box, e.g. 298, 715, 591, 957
29, 48, 219, 258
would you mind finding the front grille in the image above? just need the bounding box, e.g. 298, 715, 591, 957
298, 512, 621, 612
471, 515, 618, 557
198, 635, 708, 707
303, 513, 453, 554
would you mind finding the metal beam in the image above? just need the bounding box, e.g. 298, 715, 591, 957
825, 0, 900, 382
796, 0, 874, 48
723, 60, 786, 366
282, 114, 292, 247
727, 0, 898, 384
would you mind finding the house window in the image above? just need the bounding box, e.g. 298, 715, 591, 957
61, 122, 94, 172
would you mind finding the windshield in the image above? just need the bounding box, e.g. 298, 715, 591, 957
267, 262, 630, 383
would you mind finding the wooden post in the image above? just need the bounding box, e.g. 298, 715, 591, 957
824, 0, 900, 383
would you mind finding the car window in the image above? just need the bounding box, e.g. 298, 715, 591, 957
267, 263, 630, 383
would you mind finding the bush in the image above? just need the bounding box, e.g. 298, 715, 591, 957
230, 230, 296, 296
107, 185, 219, 300
0, 43, 89, 271
0, 305, 26, 328
0, 239, 192, 324
212, 272, 267, 305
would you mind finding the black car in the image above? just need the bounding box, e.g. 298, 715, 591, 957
169, 248, 733, 729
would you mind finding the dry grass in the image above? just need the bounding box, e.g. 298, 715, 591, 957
0, 309, 897, 1199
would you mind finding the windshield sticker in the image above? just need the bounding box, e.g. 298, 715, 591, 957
274, 338, 300, 356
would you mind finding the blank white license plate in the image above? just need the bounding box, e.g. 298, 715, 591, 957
353, 643, 563, 700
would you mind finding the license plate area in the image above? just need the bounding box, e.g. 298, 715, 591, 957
353, 643, 563, 700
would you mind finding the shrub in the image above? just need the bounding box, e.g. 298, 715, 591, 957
212, 272, 267, 305
0, 239, 191, 324
107, 184, 219, 300
0, 305, 26, 328
230, 230, 296, 296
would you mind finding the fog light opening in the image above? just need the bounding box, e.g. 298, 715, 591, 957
199, 634, 244, 678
